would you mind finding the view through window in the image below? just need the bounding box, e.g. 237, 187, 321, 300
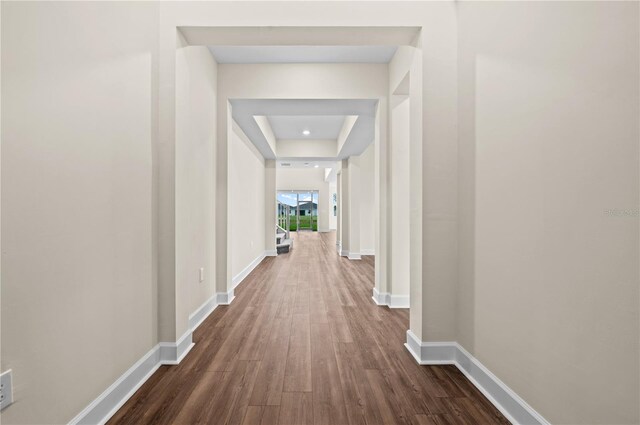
277, 191, 319, 231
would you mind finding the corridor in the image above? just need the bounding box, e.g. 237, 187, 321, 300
109, 232, 508, 425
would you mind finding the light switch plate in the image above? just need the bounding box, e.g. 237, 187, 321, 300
1, 369, 13, 410
199, 267, 204, 282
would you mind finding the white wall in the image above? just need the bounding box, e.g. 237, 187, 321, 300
265, 160, 277, 254
390, 98, 410, 296
1, 3, 158, 424
229, 122, 266, 278
329, 181, 337, 230
276, 139, 337, 158
419, 7, 458, 343
458, 2, 639, 423
359, 143, 376, 254
276, 168, 330, 232
175, 38, 217, 332
337, 116, 359, 155
346, 156, 360, 255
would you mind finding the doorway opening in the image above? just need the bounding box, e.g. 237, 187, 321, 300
277, 190, 319, 232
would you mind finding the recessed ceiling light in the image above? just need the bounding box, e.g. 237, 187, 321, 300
314, 165, 319, 168
302, 130, 311, 136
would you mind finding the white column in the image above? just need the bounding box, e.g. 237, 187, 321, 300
216, 101, 233, 303
340, 159, 350, 256
347, 156, 361, 260
374, 99, 390, 298
265, 159, 277, 256
389, 97, 411, 307
336, 171, 342, 253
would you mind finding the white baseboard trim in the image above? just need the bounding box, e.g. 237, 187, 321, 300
69, 329, 194, 425
70, 254, 274, 425
68, 345, 161, 425
361, 248, 375, 255
348, 252, 362, 260
191, 249, 268, 333
159, 330, 194, 365
389, 294, 409, 308
208, 251, 268, 309
318, 228, 331, 233
372, 287, 385, 305
339, 248, 348, 257
404, 331, 550, 425
232, 252, 266, 289
217, 289, 235, 305
372, 288, 409, 308
189, 295, 218, 331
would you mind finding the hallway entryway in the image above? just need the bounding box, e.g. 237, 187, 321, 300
109, 232, 508, 425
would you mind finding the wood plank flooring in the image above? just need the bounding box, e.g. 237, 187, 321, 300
108, 232, 509, 425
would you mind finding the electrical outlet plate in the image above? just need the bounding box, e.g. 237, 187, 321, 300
0, 369, 13, 410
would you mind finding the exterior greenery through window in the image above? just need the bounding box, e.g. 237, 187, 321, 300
277, 191, 318, 231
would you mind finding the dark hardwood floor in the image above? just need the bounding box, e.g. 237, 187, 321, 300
109, 231, 509, 425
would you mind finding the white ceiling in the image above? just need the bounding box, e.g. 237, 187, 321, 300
268, 115, 345, 140
230, 99, 377, 160
208, 45, 398, 64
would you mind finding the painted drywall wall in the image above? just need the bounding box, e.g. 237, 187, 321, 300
217, 63, 388, 101
175, 39, 217, 329
265, 159, 277, 254
457, 2, 639, 423
337, 172, 343, 246
0, 2, 158, 424
390, 98, 410, 297
337, 116, 359, 155
276, 168, 331, 232
229, 122, 266, 278
347, 156, 360, 255
329, 181, 337, 230
359, 143, 376, 254
419, 8, 458, 343
276, 139, 337, 158
254, 116, 277, 156
340, 161, 351, 252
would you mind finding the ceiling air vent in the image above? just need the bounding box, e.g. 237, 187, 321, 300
281, 162, 291, 167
